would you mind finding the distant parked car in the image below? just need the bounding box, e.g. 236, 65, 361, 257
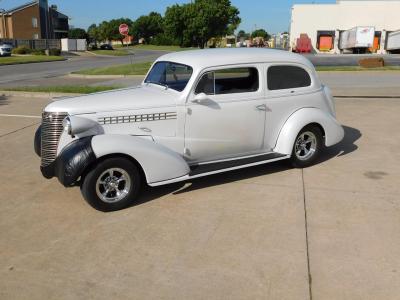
100, 44, 114, 50
0, 44, 13, 57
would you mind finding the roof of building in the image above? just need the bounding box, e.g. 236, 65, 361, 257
49, 7, 68, 19
3, 0, 38, 14
157, 48, 315, 70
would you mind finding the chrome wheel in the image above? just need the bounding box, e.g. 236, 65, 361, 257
295, 131, 317, 161
95, 168, 132, 203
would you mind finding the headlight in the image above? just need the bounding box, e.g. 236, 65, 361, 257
62, 116, 72, 135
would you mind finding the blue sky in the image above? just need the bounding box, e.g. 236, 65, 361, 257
1, 0, 335, 33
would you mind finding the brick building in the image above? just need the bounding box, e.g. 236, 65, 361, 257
0, 0, 69, 40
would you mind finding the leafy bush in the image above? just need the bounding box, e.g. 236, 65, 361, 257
149, 34, 180, 46
48, 48, 61, 56
12, 46, 32, 55
31, 49, 46, 56
88, 45, 98, 51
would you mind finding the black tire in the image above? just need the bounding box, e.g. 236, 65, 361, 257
81, 157, 142, 212
290, 125, 323, 168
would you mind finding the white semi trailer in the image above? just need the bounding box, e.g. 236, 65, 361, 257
386, 30, 400, 53
339, 26, 375, 53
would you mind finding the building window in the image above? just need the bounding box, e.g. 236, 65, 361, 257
32, 17, 38, 28
267, 65, 311, 91
33, 33, 39, 40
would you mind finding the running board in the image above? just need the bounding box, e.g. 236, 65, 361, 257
149, 152, 290, 187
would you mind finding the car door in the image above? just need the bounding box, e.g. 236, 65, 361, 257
184, 65, 267, 163
263, 64, 317, 150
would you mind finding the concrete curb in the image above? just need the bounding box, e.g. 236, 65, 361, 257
68, 73, 145, 79
0, 90, 82, 98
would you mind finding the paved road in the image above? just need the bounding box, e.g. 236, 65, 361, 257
0, 93, 399, 299
319, 71, 400, 97
0, 50, 166, 85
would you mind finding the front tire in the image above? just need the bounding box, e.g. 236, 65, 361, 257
290, 125, 323, 168
81, 157, 142, 212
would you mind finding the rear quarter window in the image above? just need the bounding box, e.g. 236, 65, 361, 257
267, 65, 311, 91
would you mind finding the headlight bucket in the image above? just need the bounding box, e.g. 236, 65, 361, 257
62, 116, 72, 135
62, 116, 99, 137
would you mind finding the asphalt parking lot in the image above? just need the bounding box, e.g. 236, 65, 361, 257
1, 84, 400, 299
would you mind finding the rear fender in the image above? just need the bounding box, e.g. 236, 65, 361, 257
274, 107, 344, 155
91, 135, 190, 184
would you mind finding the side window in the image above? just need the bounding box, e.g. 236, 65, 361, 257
195, 67, 259, 95
267, 65, 311, 91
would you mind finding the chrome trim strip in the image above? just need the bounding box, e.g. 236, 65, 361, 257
98, 112, 177, 125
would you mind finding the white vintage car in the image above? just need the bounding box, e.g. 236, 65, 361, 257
35, 48, 344, 211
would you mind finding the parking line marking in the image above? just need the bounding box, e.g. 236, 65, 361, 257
0, 122, 40, 138
0, 114, 41, 119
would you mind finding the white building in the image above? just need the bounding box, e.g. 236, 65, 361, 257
290, 0, 400, 54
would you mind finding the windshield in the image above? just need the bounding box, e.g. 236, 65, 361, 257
145, 61, 193, 92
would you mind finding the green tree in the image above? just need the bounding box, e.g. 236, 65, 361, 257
251, 29, 270, 40
98, 18, 133, 45
68, 28, 88, 39
132, 12, 163, 44
164, 4, 186, 46
87, 24, 101, 45
237, 30, 250, 40
164, 0, 241, 48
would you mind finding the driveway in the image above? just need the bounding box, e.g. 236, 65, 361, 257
0, 86, 399, 299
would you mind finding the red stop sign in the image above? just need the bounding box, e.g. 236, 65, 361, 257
119, 24, 129, 36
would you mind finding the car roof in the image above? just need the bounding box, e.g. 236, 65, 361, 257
156, 48, 315, 70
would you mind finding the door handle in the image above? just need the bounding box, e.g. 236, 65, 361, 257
139, 126, 152, 132
256, 104, 267, 111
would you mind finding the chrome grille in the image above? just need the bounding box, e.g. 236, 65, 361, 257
41, 112, 67, 167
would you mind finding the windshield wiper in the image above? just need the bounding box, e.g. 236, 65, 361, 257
146, 80, 169, 90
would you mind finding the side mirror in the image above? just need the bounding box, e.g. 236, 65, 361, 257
192, 93, 209, 104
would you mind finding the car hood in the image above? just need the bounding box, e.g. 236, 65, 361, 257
44, 85, 179, 115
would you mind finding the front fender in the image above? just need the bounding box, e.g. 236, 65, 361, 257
34, 125, 41, 157
54, 136, 97, 187
91, 135, 190, 184
273, 108, 344, 155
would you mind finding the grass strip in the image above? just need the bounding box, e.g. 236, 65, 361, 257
89, 50, 131, 56
73, 62, 152, 76
0, 55, 65, 65
114, 44, 194, 52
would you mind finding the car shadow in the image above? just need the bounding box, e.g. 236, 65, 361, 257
130, 125, 361, 208
0, 95, 9, 106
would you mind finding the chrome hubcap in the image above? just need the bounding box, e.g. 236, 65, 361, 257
295, 131, 317, 161
95, 168, 131, 203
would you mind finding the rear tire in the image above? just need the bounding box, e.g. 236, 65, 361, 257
81, 157, 142, 212
290, 125, 323, 168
